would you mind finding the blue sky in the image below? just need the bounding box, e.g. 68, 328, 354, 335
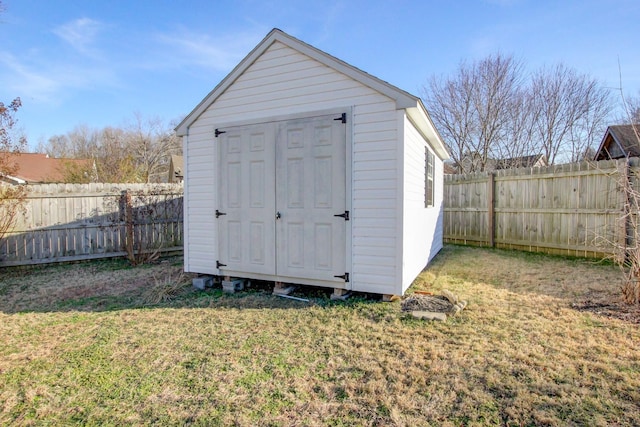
1, 0, 639, 149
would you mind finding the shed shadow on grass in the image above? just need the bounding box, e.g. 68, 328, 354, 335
3, 245, 637, 323
0, 256, 384, 314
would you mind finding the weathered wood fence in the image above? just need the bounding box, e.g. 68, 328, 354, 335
0, 183, 183, 267
443, 159, 637, 259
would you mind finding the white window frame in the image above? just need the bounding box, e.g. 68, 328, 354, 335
425, 147, 434, 208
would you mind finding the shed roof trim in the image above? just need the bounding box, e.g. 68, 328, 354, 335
176, 28, 449, 159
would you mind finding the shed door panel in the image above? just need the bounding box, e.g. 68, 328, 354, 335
276, 115, 346, 282
218, 124, 276, 275
217, 113, 346, 284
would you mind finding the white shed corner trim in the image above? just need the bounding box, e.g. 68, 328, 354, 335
179, 28, 448, 296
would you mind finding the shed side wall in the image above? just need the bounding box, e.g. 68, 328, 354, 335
401, 115, 445, 292
184, 41, 400, 293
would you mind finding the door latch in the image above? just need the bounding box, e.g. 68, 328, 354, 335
275, 211, 281, 220
334, 211, 349, 221
334, 273, 350, 282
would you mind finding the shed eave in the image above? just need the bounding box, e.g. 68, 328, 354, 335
405, 101, 450, 160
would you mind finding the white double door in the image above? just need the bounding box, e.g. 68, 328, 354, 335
218, 113, 347, 284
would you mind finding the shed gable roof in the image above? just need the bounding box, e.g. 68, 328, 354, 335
176, 28, 449, 160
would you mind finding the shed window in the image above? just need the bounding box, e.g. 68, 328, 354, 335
425, 147, 434, 208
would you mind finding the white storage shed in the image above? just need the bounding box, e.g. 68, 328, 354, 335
176, 29, 449, 297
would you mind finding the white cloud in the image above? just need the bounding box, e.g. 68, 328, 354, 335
0, 52, 60, 102
0, 18, 118, 106
0, 51, 118, 105
0, 23, 268, 110
154, 28, 265, 72
53, 17, 104, 57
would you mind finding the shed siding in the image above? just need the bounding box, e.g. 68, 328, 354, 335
184, 42, 400, 290
401, 115, 444, 292
183, 132, 217, 274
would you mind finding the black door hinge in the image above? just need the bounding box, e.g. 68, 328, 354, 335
215, 209, 226, 218
334, 113, 346, 124
215, 128, 226, 137
334, 273, 350, 282
216, 260, 227, 269
334, 211, 349, 221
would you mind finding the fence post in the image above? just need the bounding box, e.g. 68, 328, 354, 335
488, 172, 495, 247
120, 189, 134, 260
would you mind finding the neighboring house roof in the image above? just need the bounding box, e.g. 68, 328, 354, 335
0, 152, 94, 184
443, 162, 458, 174
175, 28, 450, 160
494, 154, 547, 170
456, 153, 547, 173
169, 155, 184, 182
594, 125, 640, 160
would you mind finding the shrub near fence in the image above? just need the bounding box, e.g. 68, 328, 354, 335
0, 183, 183, 267
443, 159, 636, 259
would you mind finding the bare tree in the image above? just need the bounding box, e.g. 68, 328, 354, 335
423, 54, 525, 173
620, 91, 640, 125
494, 87, 539, 163
0, 3, 28, 243
570, 80, 613, 163
423, 71, 475, 173
471, 54, 526, 169
41, 115, 182, 183
0, 98, 27, 243
424, 57, 613, 171
125, 113, 181, 183
97, 127, 139, 182
0, 98, 26, 173
531, 64, 613, 164
593, 81, 640, 305
616, 159, 640, 305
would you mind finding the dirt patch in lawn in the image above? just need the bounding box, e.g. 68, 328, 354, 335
571, 298, 640, 324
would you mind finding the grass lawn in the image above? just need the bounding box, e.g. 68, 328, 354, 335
1, 245, 639, 426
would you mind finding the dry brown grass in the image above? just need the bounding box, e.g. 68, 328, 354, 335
142, 272, 192, 305
1, 247, 639, 426
0, 257, 185, 312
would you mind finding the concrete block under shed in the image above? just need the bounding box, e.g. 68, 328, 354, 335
222, 279, 245, 293
273, 283, 296, 296
330, 289, 351, 301
193, 276, 213, 290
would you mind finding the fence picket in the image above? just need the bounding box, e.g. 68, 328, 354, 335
0, 183, 183, 267
444, 160, 629, 258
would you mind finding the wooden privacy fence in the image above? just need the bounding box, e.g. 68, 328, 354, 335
0, 183, 183, 267
443, 159, 638, 259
